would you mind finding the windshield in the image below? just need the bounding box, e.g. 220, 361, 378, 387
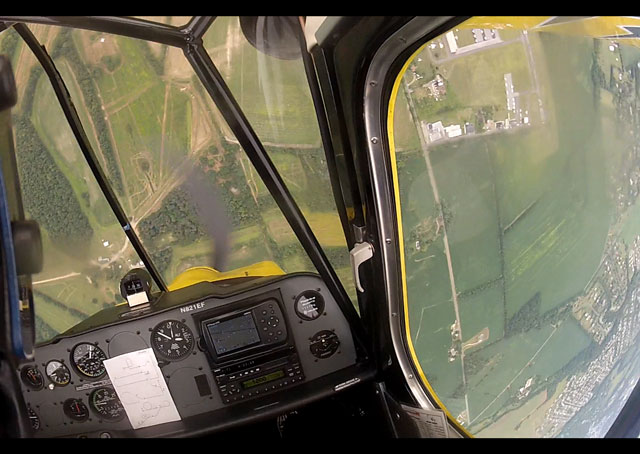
390, 17, 640, 437
0, 17, 353, 344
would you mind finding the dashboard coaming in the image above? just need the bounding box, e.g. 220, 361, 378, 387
18, 273, 364, 438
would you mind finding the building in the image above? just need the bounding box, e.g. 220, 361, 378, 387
444, 124, 462, 138
505, 73, 516, 111
423, 120, 445, 143
445, 31, 458, 54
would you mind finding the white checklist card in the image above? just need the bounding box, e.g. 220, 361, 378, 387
103, 348, 181, 429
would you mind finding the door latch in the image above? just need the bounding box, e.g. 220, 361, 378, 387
350, 241, 374, 293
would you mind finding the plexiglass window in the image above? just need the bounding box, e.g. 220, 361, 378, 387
204, 16, 355, 300
1, 17, 353, 344
390, 17, 640, 437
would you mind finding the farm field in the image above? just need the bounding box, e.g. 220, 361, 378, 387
395, 24, 639, 435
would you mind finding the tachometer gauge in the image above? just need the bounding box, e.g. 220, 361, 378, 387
71, 343, 107, 378
63, 398, 89, 422
45, 360, 71, 386
28, 407, 40, 431
89, 387, 125, 422
20, 365, 43, 390
150, 320, 194, 361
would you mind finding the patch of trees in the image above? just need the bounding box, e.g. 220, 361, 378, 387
464, 349, 489, 376
474, 105, 497, 132
49, 28, 124, 195
150, 246, 173, 275
101, 54, 122, 72
138, 186, 207, 247
14, 113, 94, 251
204, 142, 261, 228
505, 292, 542, 337
0, 28, 20, 59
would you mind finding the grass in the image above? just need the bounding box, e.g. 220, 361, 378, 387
444, 41, 532, 109
430, 140, 503, 294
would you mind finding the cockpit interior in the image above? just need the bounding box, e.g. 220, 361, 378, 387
0, 16, 640, 439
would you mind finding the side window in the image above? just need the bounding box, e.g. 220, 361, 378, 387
390, 18, 640, 437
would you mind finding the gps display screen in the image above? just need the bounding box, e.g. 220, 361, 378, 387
207, 313, 260, 355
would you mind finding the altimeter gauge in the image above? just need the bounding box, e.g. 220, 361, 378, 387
71, 343, 107, 378
150, 319, 194, 361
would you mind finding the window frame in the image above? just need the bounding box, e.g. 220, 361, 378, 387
361, 15, 471, 438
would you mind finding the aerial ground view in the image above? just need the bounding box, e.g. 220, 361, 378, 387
0, 17, 353, 344
394, 21, 640, 436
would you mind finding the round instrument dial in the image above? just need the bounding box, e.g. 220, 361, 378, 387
28, 407, 40, 431
150, 320, 194, 361
20, 365, 43, 390
294, 290, 325, 321
63, 398, 89, 422
89, 387, 125, 422
309, 330, 340, 359
45, 360, 71, 386
71, 343, 107, 378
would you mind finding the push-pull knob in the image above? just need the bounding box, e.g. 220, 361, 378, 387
349, 242, 374, 293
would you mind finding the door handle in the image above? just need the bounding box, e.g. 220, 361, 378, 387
350, 241, 374, 293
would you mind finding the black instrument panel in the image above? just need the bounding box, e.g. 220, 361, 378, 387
18, 273, 363, 438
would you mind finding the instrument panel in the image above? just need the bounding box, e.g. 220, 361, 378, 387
17, 273, 363, 438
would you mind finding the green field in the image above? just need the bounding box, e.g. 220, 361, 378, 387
430, 140, 502, 294
397, 30, 630, 429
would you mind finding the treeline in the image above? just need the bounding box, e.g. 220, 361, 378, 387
49, 28, 125, 195
591, 39, 606, 107
505, 292, 542, 337
35, 314, 57, 344
13, 62, 94, 251
505, 292, 574, 338
132, 39, 165, 76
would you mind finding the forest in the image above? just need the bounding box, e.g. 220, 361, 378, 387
49, 28, 125, 195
